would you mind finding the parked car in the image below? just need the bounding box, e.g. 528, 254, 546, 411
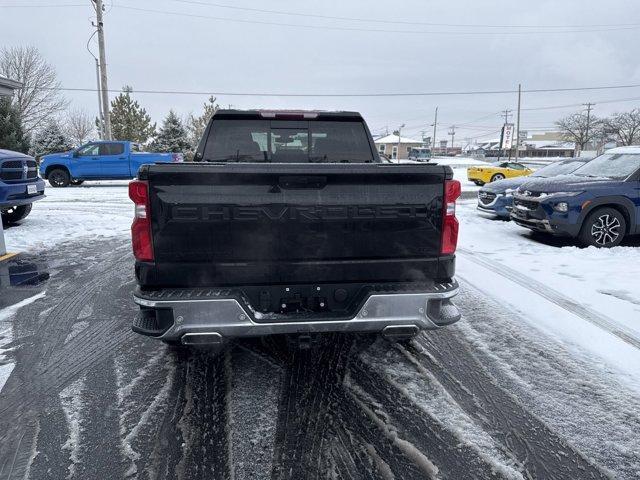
408, 147, 432, 162
0, 149, 45, 225
511, 146, 640, 247
477, 158, 590, 218
39, 141, 183, 187
129, 109, 461, 347
467, 161, 532, 186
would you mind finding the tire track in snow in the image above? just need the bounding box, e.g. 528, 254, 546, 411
268, 334, 355, 480
457, 248, 640, 350
407, 333, 610, 480
348, 356, 507, 480
228, 343, 282, 480
0, 241, 133, 479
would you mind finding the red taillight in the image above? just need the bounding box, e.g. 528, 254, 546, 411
128, 180, 154, 261
441, 180, 461, 255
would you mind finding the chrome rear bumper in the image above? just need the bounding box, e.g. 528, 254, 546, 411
133, 282, 460, 344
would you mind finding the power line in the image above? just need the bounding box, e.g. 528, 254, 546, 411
32, 82, 640, 98
0, 3, 86, 6
165, 0, 640, 30
18, 3, 631, 36
3, 1, 639, 32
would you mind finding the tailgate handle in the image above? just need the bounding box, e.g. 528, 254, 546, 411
278, 175, 327, 189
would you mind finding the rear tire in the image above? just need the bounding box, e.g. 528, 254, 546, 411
579, 207, 626, 248
48, 168, 70, 188
491, 173, 505, 182
1, 203, 32, 224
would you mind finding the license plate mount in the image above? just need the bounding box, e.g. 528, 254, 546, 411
27, 184, 37, 195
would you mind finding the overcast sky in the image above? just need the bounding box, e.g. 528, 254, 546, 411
2, 0, 640, 144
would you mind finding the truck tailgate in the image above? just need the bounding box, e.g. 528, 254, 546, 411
141, 163, 451, 287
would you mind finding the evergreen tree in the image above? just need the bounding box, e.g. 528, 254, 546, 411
30, 119, 72, 159
187, 96, 218, 150
110, 86, 156, 144
152, 110, 191, 154
0, 97, 30, 153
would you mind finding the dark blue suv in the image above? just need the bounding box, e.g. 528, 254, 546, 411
0, 149, 45, 224
511, 147, 640, 247
477, 158, 590, 218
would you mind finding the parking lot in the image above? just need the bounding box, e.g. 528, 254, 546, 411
1, 177, 639, 479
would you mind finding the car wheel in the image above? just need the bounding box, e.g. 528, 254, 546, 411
48, 168, 70, 188
1, 204, 33, 224
579, 207, 626, 248
491, 173, 505, 182
70, 179, 84, 186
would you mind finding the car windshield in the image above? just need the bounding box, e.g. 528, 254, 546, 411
572, 153, 640, 179
531, 160, 586, 177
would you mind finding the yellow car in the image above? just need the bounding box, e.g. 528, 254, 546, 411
467, 161, 532, 186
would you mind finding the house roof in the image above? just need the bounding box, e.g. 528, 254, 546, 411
0, 75, 22, 96
606, 146, 640, 154
522, 140, 575, 150
0, 74, 22, 89
374, 134, 423, 144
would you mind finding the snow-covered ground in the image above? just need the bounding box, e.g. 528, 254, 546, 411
456, 199, 640, 387
4, 181, 131, 252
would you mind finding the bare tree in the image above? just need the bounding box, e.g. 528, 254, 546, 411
64, 108, 96, 146
604, 109, 640, 146
555, 112, 603, 150
0, 45, 68, 133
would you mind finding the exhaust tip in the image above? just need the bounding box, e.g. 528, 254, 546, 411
181, 332, 224, 346
382, 325, 419, 341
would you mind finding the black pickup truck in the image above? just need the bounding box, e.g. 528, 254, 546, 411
129, 110, 461, 346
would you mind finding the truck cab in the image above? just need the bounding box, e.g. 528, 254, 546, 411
40, 141, 182, 187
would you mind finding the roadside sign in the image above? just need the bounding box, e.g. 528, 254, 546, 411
501, 124, 514, 150
518, 131, 528, 143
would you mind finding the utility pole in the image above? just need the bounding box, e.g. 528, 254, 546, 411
94, 0, 111, 140
94, 58, 104, 139
583, 102, 595, 151
431, 107, 438, 153
396, 124, 405, 163
86, 29, 104, 139
448, 125, 456, 152
500, 109, 513, 125
514, 84, 522, 161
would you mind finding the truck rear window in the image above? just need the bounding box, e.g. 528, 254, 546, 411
201, 120, 375, 163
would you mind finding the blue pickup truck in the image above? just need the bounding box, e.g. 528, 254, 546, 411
39, 141, 183, 187
1, 149, 45, 224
